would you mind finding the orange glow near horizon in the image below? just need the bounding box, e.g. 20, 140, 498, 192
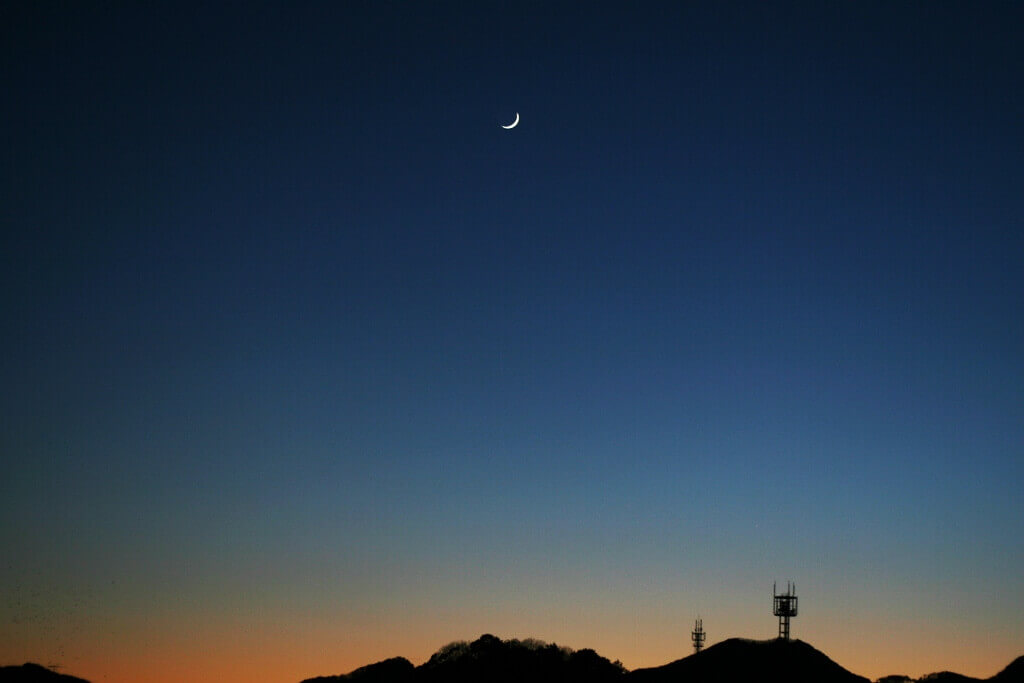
3, 607, 1021, 683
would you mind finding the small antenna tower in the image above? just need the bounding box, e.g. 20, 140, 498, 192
691, 616, 706, 654
773, 581, 798, 640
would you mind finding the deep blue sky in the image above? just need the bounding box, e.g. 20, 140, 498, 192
2, 3, 1023, 681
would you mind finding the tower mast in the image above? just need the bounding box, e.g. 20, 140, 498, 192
772, 581, 798, 640
691, 616, 706, 653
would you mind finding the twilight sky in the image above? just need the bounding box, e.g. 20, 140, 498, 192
2, 3, 1022, 682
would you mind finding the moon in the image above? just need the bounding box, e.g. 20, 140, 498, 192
501, 113, 520, 129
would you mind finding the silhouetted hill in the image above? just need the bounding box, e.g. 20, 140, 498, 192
0, 664, 89, 683
628, 637, 870, 683
301, 634, 625, 683
992, 656, 1024, 683
919, 673, 981, 683
302, 635, 1024, 683
912, 655, 1024, 683
418, 634, 624, 683
302, 657, 415, 683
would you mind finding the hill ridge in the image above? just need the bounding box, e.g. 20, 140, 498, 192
0, 663, 90, 683
300, 634, 1024, 683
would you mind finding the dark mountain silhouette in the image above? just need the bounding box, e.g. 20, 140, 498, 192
629, 637, 869, 683
303, 634, 1024, 683
302, 634, 625, 683
417, 633, 624, 683
918, 673, 982, 683
910, 656, 1024, 683
992, 657, 1024, 683
303, 657, 415, 683
0, 663, 89, 683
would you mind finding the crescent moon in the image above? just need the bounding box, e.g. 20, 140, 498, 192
501, 112, 520, 129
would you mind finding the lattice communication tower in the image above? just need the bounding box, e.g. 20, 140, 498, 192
773, 581, 798, 640
691, 616, 706, 654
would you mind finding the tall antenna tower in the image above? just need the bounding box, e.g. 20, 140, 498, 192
691, 616, 706, 654
773, 581, 798, 640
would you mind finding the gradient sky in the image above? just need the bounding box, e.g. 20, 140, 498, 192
2, 3, 1022, 682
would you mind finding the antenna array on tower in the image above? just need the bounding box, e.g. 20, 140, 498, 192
691, 616, 706, 653
772, 581, 798, 640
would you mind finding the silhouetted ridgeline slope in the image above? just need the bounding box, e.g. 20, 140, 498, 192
992, 657, 1024, 682
303, 657, 416, 683
302, 634, 625, 683
629, 637, 869, 683
912, 655, 1024, 683
0, 663, 89, 683
303, 634, 1024, 683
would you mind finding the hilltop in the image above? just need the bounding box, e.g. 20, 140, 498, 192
303, 634, 624, 683
629, 637, 869, 683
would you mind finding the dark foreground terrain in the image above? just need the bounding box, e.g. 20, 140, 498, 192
630, 637, 870, 683
301, 634, 1024, 683
0, 664, 89, 683
5, 636, 1022, 683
